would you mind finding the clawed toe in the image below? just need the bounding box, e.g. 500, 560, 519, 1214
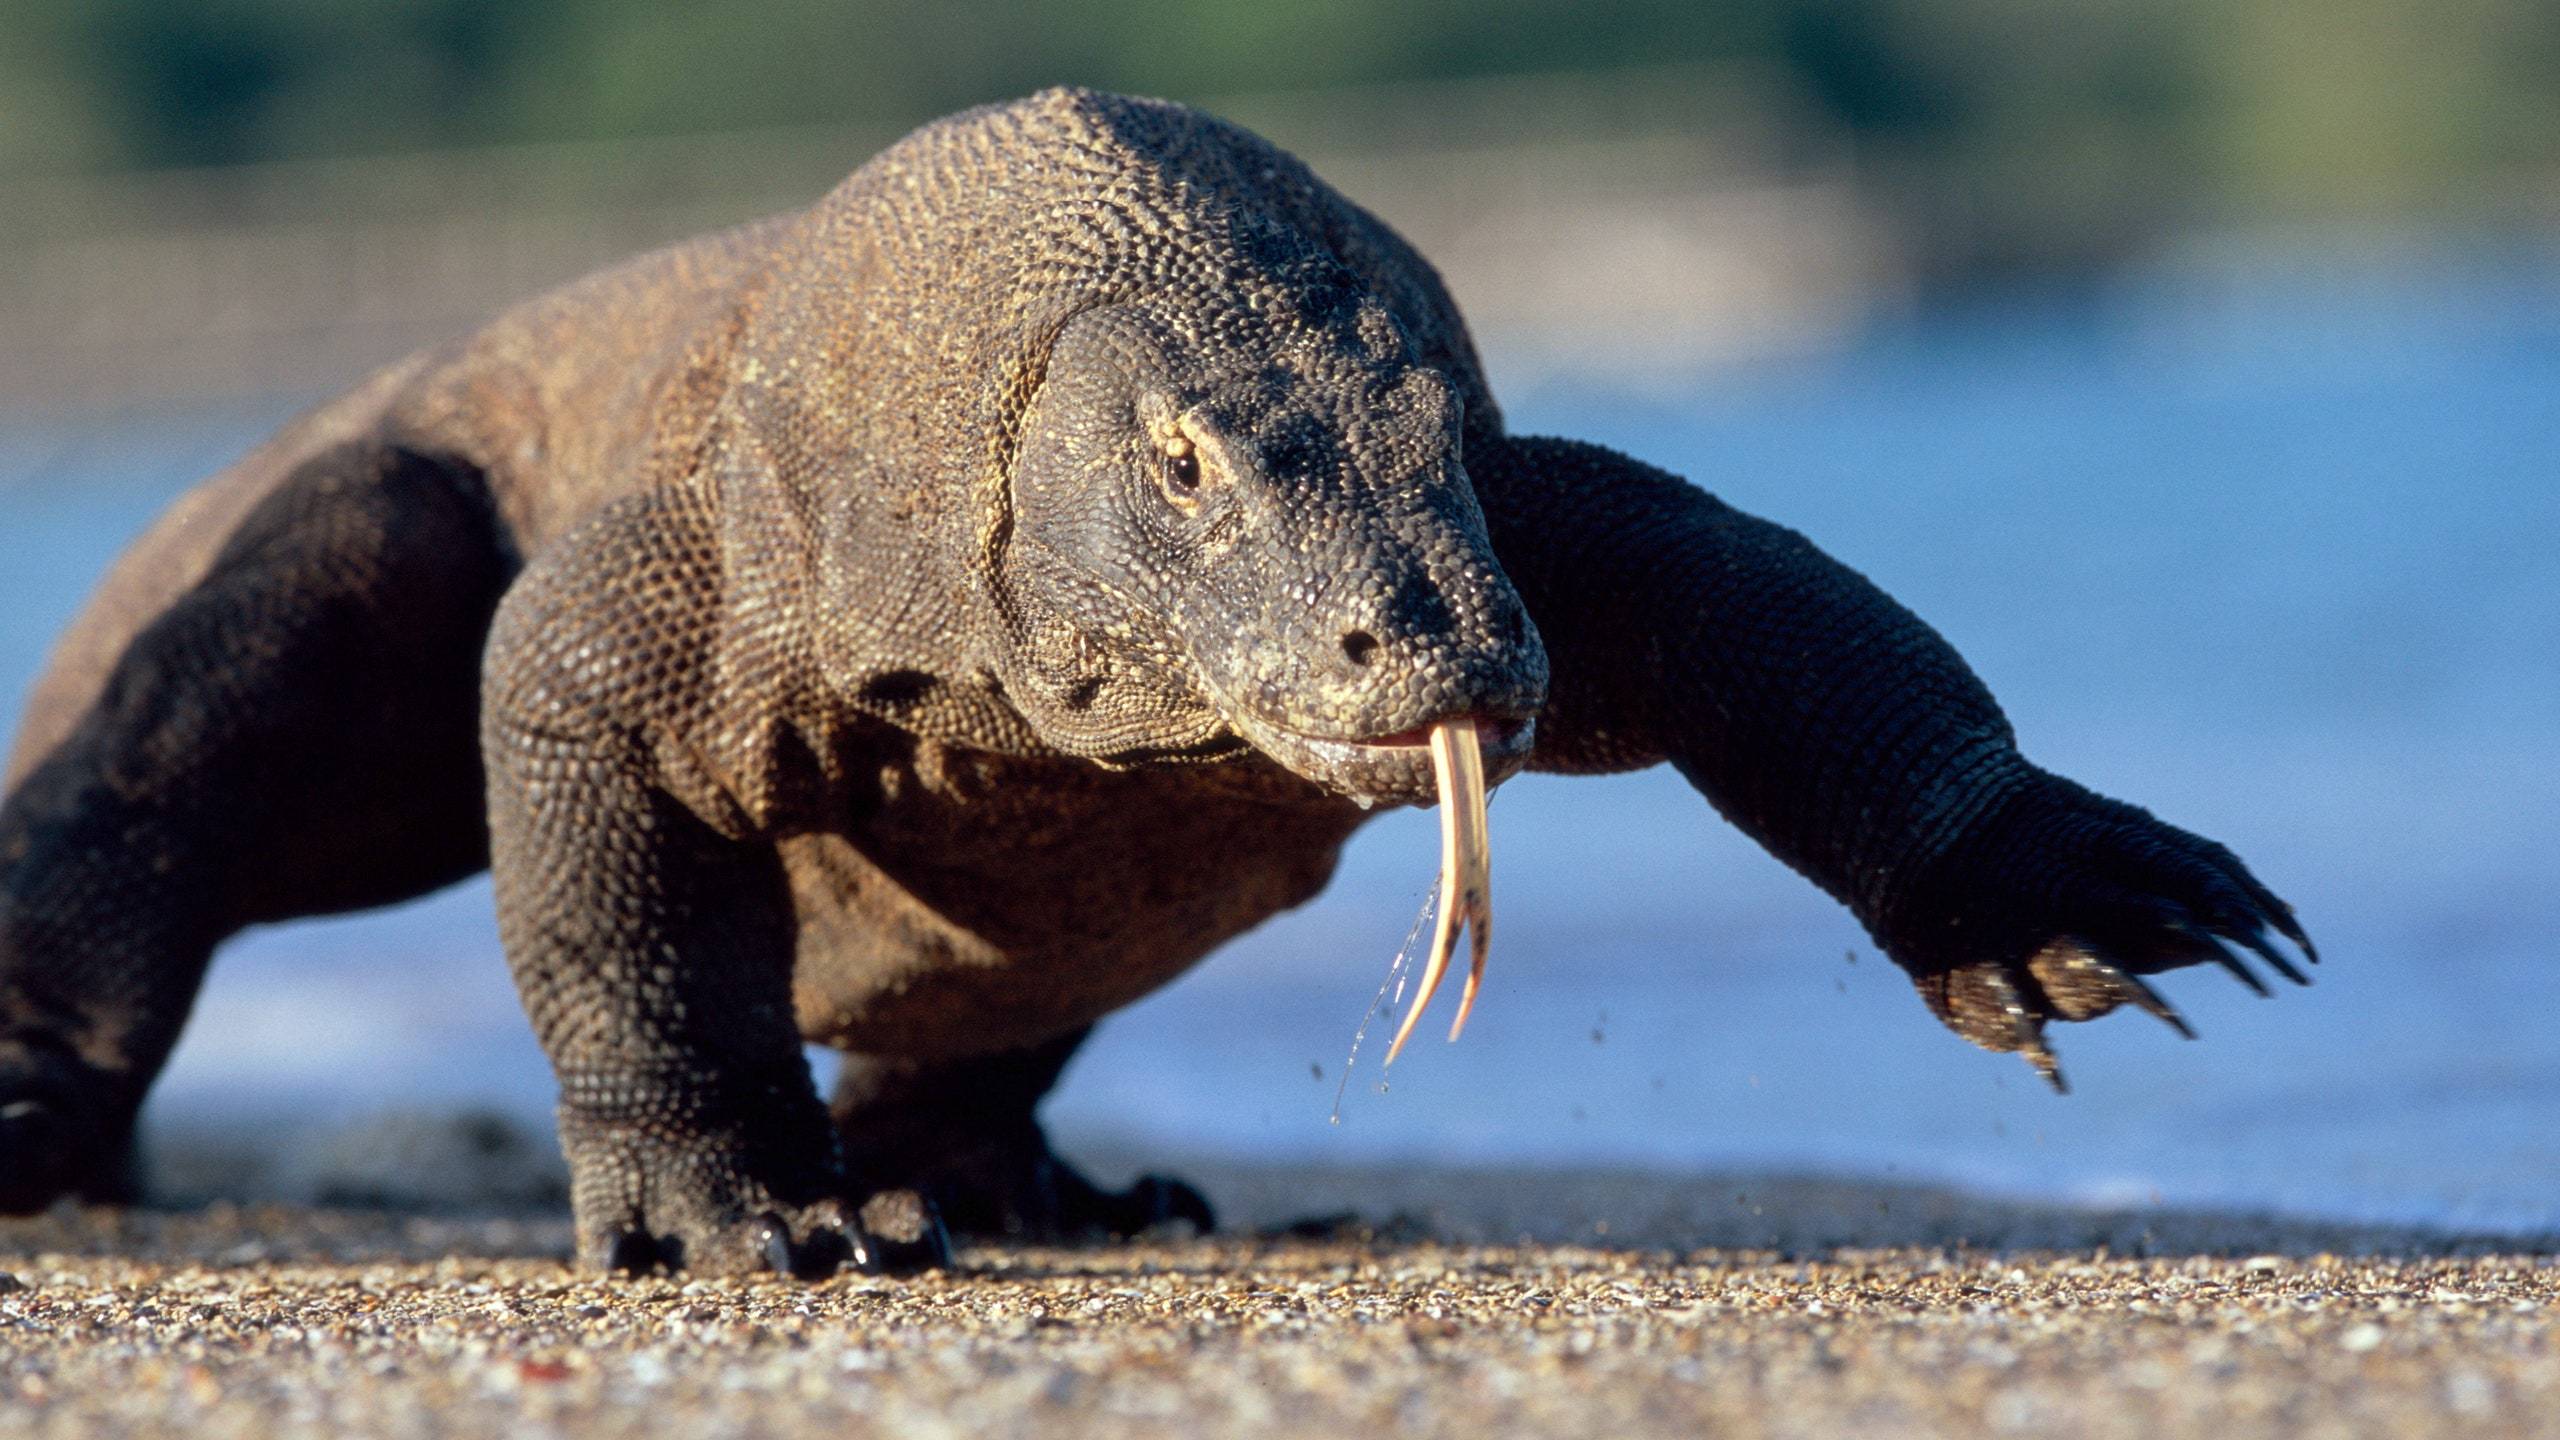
2223, 862, 2318, 966
756, 1211, 860, 1280
1987, 980, 2066, 1094
2200, 934, 2275, 996
596, 1196, 929, 1282
604, 1226, 663, 1276
910, 1150, 1217, 1242
2027, 943, 2194, 1038
2224, 923, 2311, 988
2104, 963, 2194, 1039
2166, 919, 2312, 998
2167, 843, 2319, 991
856, 1189, 954, 1276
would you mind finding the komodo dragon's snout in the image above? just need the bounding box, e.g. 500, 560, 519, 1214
997, 300, 1549, 807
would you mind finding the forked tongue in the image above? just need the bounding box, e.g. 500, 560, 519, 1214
1384, 717, 1493, 1066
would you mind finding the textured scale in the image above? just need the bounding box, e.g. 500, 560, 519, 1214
0, 90, 2308, 1272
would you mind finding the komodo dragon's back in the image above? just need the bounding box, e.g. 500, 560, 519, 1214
4, 215, 786, 788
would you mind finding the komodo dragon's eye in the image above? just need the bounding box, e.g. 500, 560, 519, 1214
1155, 429, 1206, 514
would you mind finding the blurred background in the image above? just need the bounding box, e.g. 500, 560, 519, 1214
3, 1, 2554, 1231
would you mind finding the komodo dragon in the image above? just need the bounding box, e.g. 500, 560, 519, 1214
0, 89, 2313, 1277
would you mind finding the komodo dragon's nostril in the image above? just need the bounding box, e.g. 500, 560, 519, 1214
1341, 630, 1380, 667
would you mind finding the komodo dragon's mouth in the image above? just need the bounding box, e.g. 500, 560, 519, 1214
1223, 710, 1532, 1067
1229, 709, 1533, 801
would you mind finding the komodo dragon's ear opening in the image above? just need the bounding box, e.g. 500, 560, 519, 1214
966, 290, 1141, 588
967, 328, 1050, 586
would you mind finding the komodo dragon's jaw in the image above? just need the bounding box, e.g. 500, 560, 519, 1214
1217, 705, 1537, 810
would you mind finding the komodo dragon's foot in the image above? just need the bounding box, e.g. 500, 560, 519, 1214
557, 1098, 949, 1281
1884, 771, 2318, 1092
829, 1038, 1215, 1245
865, 1125, 1215, 1244
0, 1041, 138, 1214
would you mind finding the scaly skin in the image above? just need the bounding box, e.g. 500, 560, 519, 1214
0, 90, 2310, 1274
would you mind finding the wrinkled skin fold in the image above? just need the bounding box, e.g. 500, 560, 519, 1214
0, 90, 2310, 1274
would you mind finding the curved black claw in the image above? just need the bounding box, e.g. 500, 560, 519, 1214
2224, 864, 2319, 965
760, 1215, 794, 1276
756, 1212, 855, 1281
856, 1189, 954, 1276
605, 1227, 664, 1277
2168, 918, 2310, 997
2019, 1032, 2066, 1095
2207, 942, 2275, 997
2100, 962, 2195, 1040
2226, 925, 2311, 988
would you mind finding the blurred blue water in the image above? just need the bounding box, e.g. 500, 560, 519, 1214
4, 258, 2554, 1231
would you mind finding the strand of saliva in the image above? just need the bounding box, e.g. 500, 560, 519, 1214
1330, 882, 1440, 1124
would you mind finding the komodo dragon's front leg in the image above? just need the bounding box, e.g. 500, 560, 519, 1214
1472, 435, 2313, 1087
480, 487, 936, 1279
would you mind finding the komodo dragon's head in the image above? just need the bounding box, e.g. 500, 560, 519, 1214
990, 290, 1549, 811
776, 88, 1546, 1047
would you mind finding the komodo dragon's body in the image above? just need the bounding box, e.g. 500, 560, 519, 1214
0, 89, 2310, 1276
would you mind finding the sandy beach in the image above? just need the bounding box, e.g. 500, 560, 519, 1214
4, 1157, 2554, 1439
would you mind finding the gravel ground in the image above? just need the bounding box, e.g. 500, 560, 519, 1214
3, 1161, 2555, 1439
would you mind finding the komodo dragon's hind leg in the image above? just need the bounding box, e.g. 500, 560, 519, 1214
0, 440, 509, 1211
829, 1028, 1214, 1243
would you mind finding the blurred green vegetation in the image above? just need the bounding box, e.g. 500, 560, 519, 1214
5, 0, 2555, 273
